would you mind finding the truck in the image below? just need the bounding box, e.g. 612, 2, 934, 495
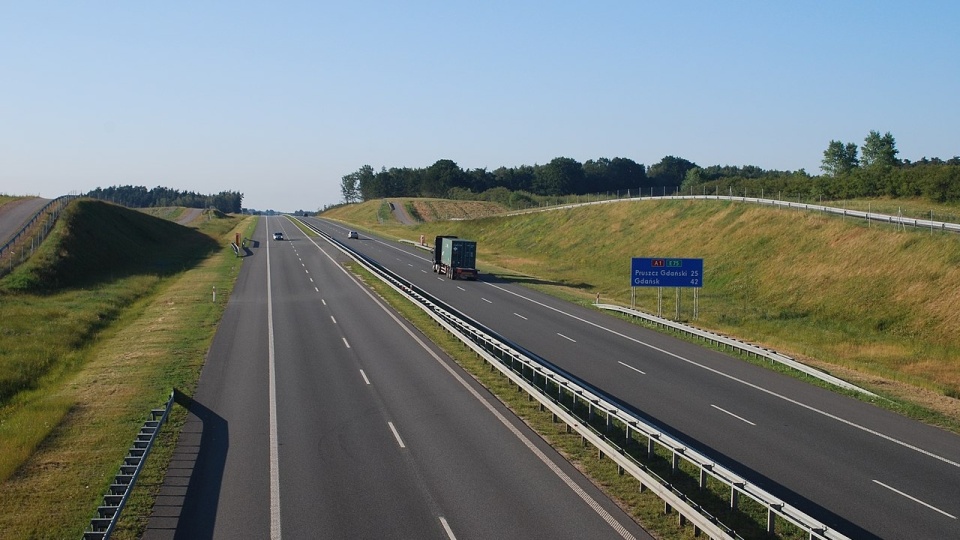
432, 235, 478, 280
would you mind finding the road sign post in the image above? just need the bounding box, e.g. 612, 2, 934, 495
630, 258, 703, 320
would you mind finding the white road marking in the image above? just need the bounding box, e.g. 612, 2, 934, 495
483, 281, 960, 469
514, 313, 528, 320
456, 286, 465, 291
481, 298, 492, 303
557, 333, 576, 343
309, 277, 313, 283
315, 287, 319, 292
330, 316, 337, 324
360, 369, 370, 385
321, 298, 326, 305
342, 337, 350, 349
873, 480, 957, 519
304, 240, 638, 539
266, 224, 282, 540
711, 404, 756, 426
388, 421, 406, 448
304, 269, 309, 274
618, 361, 645, 375
439, 517, 457, 540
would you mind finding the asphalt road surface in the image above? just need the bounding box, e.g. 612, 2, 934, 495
144, 216, 651, 540
0, 196, 50, 247
301, 217, 960, 540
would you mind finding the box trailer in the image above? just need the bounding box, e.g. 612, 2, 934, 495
432, 236, 478, 280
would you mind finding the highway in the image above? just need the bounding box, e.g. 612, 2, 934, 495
302, 216, 960, 540
144, 216, 651, 539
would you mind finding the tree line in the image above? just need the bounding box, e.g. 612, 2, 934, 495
341, 132, 959, 206
85, 185, 244, 214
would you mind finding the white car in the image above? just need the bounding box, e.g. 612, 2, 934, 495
273, 232, 283, 240
347, 231, 359, 239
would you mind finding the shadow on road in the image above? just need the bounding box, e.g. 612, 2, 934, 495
143, 389, 229, 540
482, 271, 592, 290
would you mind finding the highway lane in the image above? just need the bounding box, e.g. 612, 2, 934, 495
146, 216, 651, 539
305, 217, 960, 539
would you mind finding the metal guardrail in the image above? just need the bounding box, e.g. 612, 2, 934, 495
297, 217, 850, 540
505, 193, 960, 233
0, 195, 77, 274
83, 391, 175, 540
596, 303, 876, 398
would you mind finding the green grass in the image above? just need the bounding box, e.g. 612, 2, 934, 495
0, 199, 254, 538
324, 197, 960, 425
344, 259, 812, 539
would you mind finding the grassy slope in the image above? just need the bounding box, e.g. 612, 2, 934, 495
324, 198, 960, 420
0, 199, 252, 538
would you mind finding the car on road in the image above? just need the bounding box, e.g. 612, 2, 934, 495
347, 231, 359, 239
273, 232, 283, 240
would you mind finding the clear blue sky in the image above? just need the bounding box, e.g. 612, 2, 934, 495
2, 2, 958, 211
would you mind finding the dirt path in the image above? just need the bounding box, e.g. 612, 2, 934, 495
388, 200, 416, 224
176, 208, 204, 226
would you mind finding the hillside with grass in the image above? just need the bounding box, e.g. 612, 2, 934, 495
0, 198, 251, 538
324, 198, 960, 422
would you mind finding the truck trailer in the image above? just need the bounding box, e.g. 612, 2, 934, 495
432, 236, 478, 280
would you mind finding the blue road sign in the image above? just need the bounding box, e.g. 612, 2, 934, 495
631, 258, 703, 288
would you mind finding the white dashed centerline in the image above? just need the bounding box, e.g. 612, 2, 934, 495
330, 316, 337, 324
388, 421, 406, 448
342, 337, 350, 349
360, 369, 370, 385
873, 480, 956, 519
557, 333, 576, 343
618, 361, 645, 375
514, 313, 528, 320
711, 404, 756, 426
481, 298, 492, 304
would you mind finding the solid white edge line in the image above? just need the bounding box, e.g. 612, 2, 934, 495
360, 369, 370, 385
298, 227, 636, 539
873, 480, 956, 519
617, 361, 646, 375
388, 421, 406, 448
710, 404, 757, 426
483, 281, 960, 469
266, 221, 282, 539
439, 517, 457, 540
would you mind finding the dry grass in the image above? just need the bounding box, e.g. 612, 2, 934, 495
324, 197, 960, 424
0, 215, 253, 538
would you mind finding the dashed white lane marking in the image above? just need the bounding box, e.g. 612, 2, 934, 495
342, 337, 350, 349
360, 369, 370, 385
711, 404, 756, 426
439, 517, 457, 540
618, 361, 645, 375
557, 333, 576, 343
481, 298, 492, 303
388, 421, 406, 448
330, 316, 337, 324
873, 480, 956, 519
514, 313, 528, 320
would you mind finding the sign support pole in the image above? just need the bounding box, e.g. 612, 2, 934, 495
675, 287, 680, 320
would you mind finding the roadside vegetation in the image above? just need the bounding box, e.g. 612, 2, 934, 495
0, 198, 254, 538
323, 197, 960, 428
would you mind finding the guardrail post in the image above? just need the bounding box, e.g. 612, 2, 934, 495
731, 482, 742, 510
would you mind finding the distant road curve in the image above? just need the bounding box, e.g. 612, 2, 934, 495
176, 208, 204, 226
0, 196, 51, 247
388, 200, 416, 224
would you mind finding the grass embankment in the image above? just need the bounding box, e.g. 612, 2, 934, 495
343, 260, 799, 539
324, 198, 960, 426
0, 199, 254, 538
